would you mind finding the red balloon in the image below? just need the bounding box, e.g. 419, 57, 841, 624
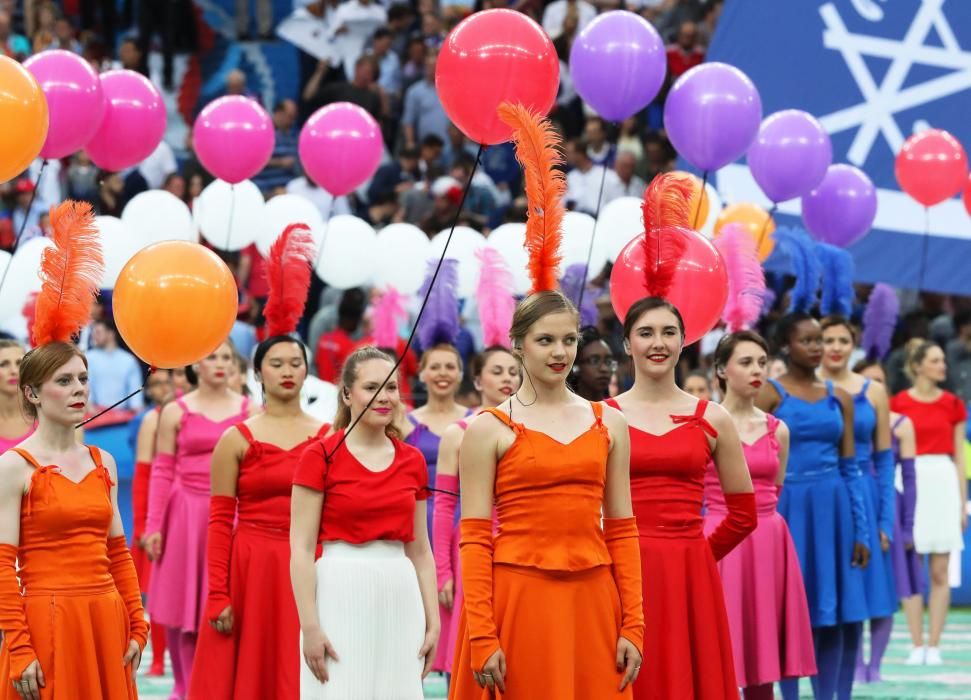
610, 227, 728, 346
964, 173, 971, 217
436, 9, 559, 145
895, 129, 968, 207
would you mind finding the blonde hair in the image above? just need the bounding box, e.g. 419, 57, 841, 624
509, 290, 579, 350
19, 342, 87, 419
903, 338, 938, 381
419, 343, 463, 372
333, 346, 403, 439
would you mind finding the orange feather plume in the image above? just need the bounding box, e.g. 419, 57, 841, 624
497, 102, 566, 293
263, 223, 316, 337
640, 173, 693, 298
32, 201, 105, 346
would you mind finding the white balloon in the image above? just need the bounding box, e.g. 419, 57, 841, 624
315, 215, 377, 289
0, 238, 53, 322
258, 194, 325, 257
372, 223, 431, 294
96, 216, 141, 290
485, 223, 529, 295
599, 197, 643, 261
429, 226, 486, 298
560, 211, 608, 273
301, 374, 339, 423
121, 190, 195, 246
196, 179, 266, 252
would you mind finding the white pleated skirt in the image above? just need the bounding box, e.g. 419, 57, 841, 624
300, 540, 426, 700
914, 454, 965, 554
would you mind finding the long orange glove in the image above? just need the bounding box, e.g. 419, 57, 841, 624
458, 518, 499, 670
107, 536, 150, 649
0, 543, 35, 680
603, 518, 645, 654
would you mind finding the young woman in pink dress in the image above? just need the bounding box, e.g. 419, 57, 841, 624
705, 331, 816, 699
0, 341, 34, 453
143, 340, 256, 700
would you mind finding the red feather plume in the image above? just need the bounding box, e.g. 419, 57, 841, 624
32, 201, 104, 346
263, 223, 316, 337
497, 102, 566, 293
640, 173, 693, 298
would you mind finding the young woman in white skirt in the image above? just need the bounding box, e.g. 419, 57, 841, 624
291, 346, 440, 699
890, 339, 968, 666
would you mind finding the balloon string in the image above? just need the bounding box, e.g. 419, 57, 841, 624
917, 206, 930, 291
324, 144, 486, 464
224, 184, 236, 252
0, 159, 48, 300
576, 158, 609, 315
313, 199, 338, 273
691, 169, 709, 230
756, 203, 778, 257
76, 366, 157, 429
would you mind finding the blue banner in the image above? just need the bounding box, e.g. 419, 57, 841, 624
707, 0, 971, 294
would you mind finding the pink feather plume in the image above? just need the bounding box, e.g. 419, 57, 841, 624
475, 247, 515, 347
371, 287, 407, 349
714, 223, 766, 332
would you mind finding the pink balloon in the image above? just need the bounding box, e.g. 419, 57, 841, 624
299, 103, 383, 197
193, 96, 274, 184
23, 50, 105, 160
85, 70, 166, 172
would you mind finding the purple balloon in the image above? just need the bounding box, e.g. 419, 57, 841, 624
748, 110, 832, 203
193, 96, 275, 184
569, 11, 665, 122
299, 103, 383, 197
802, 164, 877, 248
664, 62, 762, 172
85, 70, 166, 172
24, 50, 105, 160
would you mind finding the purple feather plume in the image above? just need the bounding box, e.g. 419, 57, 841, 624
714, 223, 766, 332
560, 263, 599, 327
862, 283, 899, 360
416, 258, 460, 349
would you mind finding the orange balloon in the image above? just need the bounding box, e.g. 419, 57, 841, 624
113, 242, 238, 369
0, 56, 49, 184
714, 202, 776, 261
672, 170, 710, 228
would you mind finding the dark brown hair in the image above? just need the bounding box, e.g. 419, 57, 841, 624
470, 345, 515, 378
622, 297, 685, 339
19, 342, 87, 419
713, 330, 769, 393
820, 315, 858, 343
333, 346, 402, 439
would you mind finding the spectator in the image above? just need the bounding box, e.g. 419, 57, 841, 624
315, 287, 368, 381
564, 138, 624, 216
96, 171, 126, 217
417, 175, 461, 235
367, 146, 420, 205
86, 318, 145, 411
117, 37, 149, 76
643, 132, 675, 181
225, 68, 255, 97
386, 3, 413, 57
616, 117, 645, 166
615, 150, 647, 198
666, 20, 705, 79
237, 0, 274, 41
418, 134, 445, 174
27, 0, 58, 39
79, 0, 116, 57
402, 52, 450, 149
449, 152, 496, 229
370, 27, 402, 99
67, 152, 100, 202
138, 139, 179, 190
303, 55, 386, 122
400, 36, 427, 93
328, 0, 387, 80
49, 16, 82, 52
253, 99, 300, 192
946, 310, 971, 403
420, 11, 445, 49
162, 173, 186, 200
286, 175, 352, 220
584, 117, 616, 167
542, 0, 595, 40
11, 179, 42, 244
0, 10, 30, 59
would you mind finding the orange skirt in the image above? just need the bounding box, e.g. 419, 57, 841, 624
0, 586, 137, 699
450, 564, 631, 700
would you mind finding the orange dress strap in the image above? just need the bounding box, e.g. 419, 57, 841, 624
85, 445, 115, 495
479, 407, 524, 434
671, 399, 718, 438
9, 447, 42, 470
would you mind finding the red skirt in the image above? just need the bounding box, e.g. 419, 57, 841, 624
189, 523, 300, 700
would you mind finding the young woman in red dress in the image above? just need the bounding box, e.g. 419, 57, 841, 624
607, 297, 756, 700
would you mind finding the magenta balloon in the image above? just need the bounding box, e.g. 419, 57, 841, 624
748, 109, 832, 203
801, 164, 877, 248
569, 11, 666, 122
299, 103, 383, 197
23, 50, 105, 160
85, 70, 166, 172
663, 62, 762, 172
193, 96, 275, 184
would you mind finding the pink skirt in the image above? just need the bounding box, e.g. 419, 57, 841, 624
703, 509, 817, 687
148, 482, 209, 632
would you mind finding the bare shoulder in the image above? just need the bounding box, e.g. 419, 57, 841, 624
703, 400, 733, 431
159, 399, 185, 424
465, 409, 504, 441
141, 409, 160, 432
600, 401, 628, 432
0, 451, 29, 495
440, 422, 466, 445
96, 448, 119, 482
866, 378, 889, 404
894, 414, 915, 438
833, 385, 853, 406
774, 416, 790, 440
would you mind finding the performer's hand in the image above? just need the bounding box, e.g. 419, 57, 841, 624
852, 542, 870, 568
302, 626, 339, 684
211, 605, 234, 635
418, 626, 439, 679
438, 578, 454, 610
879, 530, 890, 552
474, 649, 506, 694
13, 660, 44, 700
144, 532, 162, 561
123, 639, 142, 682
616, 637, 642, 691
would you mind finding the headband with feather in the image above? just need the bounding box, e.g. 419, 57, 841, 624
32, 201, 104, 346
773, 227, 821, 313
416, 258, 460, 350
497, 103, 565, 294
714, 223, 767, 332
816, 242, 855, 317
263, 223, 316, 338
640, 173, 692, 298
862, 283, 899, 360
476, 247, 515, 347
372, 287, 407, 350
560, 262, 598, 327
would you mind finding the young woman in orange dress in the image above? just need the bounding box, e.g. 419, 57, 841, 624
449, 103, 644, 700
0, 202, 148, 699
189, 224, 328, 699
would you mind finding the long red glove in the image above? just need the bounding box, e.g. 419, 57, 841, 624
603, 517, 645, 654
0, 543, 35, 681
131, 461, 150, 540
206, 495, 236, 622
433, 474, 459, 589
706, 491, 757, 562
458, 518, 499, 670
145, 452, 175, 534
107, 536, 150, 650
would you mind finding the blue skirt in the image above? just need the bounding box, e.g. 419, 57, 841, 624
778, 470, 868, 627
859, 471, 898, 618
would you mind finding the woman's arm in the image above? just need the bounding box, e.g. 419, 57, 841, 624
895, 417, 917, 547
836, 389, 869, 567
145, 402, 182, 542
206, 428, 246, 631
868, 382, 895, 543
955, 421, 968, 532
433, 424, 463, 606
135, 410, 159, 464
0, 455, 37, 685
775, 420, 791, 487
705, 405, 756, 561
131, 411, 159, 543
404, 500, 441, 679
